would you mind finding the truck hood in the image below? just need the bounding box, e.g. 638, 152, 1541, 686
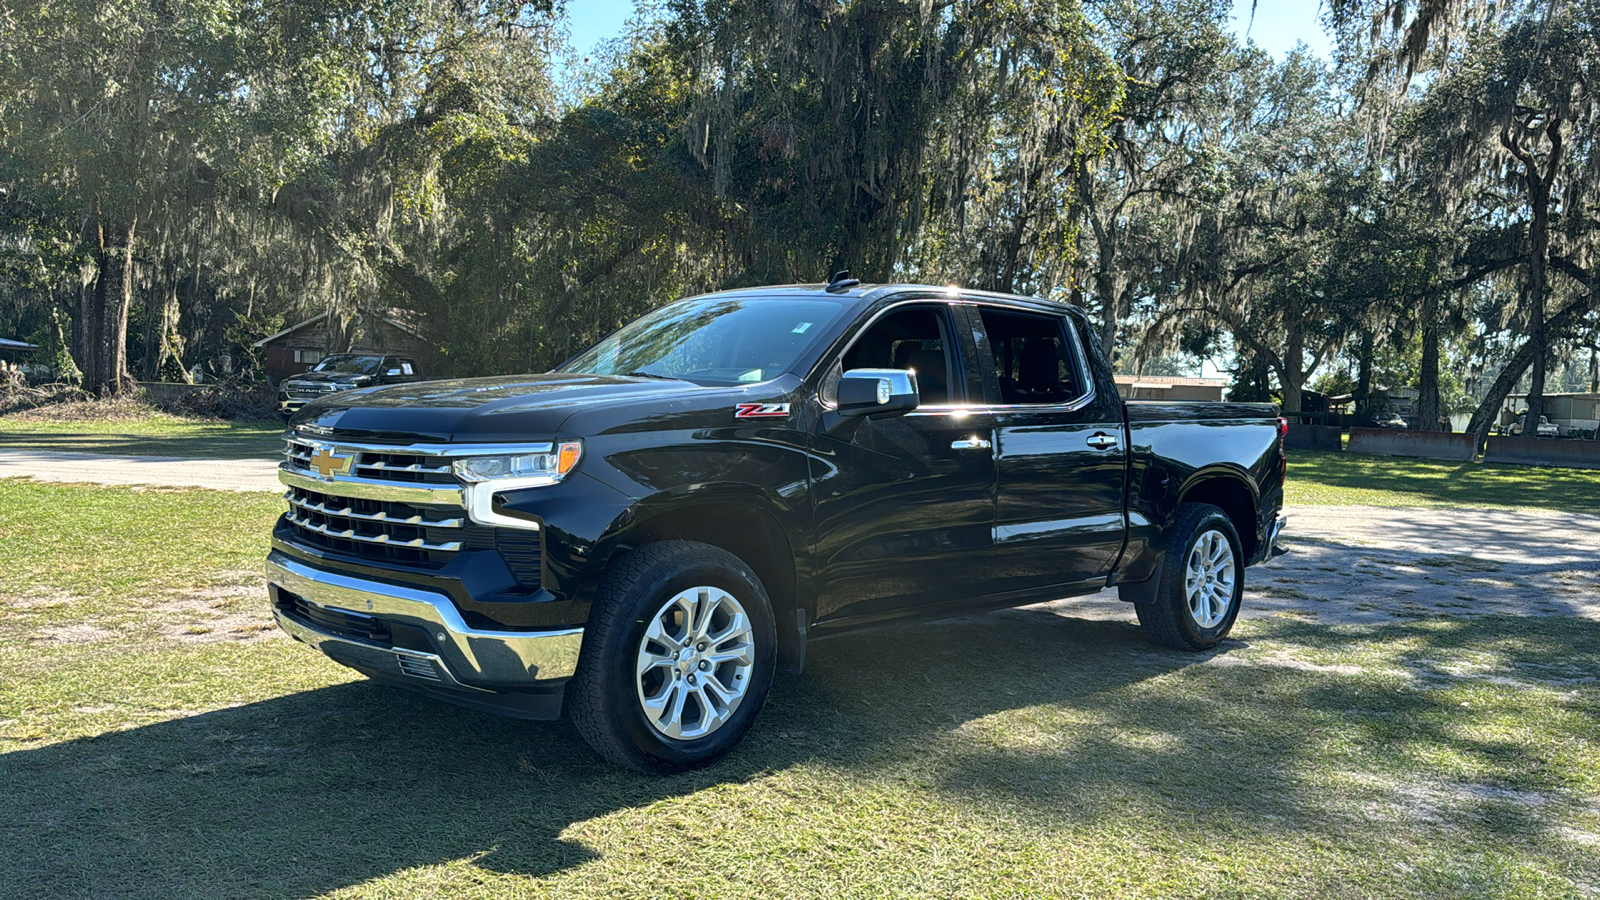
293, 373, 709, 442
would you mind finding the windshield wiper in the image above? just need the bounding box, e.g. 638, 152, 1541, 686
622, 371, 681, 381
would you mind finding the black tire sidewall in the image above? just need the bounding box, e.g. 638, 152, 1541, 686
1168, 509, 1243, 646
599, 551, 776, 769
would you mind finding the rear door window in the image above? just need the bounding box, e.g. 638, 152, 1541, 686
977, 308, 1088, 406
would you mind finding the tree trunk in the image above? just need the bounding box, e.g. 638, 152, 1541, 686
1417, 291, 1441, 431
1355, 328, 1374, 423
1502, 118, 1564, 432
141, 257, 161, 382
1277, 317, 1306, 416
1466, 292, 1593, 444
78, 216, 138, 396
74, 218, 100, 387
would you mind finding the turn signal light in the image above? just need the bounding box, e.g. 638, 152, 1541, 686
557, 441, 583, 476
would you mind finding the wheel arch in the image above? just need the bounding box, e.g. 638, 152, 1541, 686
1176, 469, 1259, 562
598, 491, 805, 672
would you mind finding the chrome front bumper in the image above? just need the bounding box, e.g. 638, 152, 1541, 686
266, 553, 583, 693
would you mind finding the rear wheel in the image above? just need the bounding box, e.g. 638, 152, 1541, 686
568, 541, 776, 772
1135, 502, 1244, 650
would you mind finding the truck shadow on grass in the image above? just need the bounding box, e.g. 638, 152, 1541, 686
3, 612, 1596, 898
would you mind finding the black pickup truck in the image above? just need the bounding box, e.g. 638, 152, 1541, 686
276, 353, 424, 419
266, 281, 1286, 772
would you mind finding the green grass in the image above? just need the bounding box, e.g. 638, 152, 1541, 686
0, 415, 283, 459
1288, 449, 1600, 512
3, 481, 1598, 898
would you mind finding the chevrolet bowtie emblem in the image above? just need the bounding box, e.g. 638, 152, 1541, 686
309, 444, 355, 479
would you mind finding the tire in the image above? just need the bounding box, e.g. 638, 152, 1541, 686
567, 540, 777, 773
1135, 502, 1244, 651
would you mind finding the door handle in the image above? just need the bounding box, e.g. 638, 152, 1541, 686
1086, 432, 1119, 451
950, 436, 992, 451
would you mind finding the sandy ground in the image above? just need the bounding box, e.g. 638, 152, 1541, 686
996, 504, 1600, 626
0, 449, 281, 493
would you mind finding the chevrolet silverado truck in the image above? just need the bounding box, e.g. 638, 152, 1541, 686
266, 280, 1287, 772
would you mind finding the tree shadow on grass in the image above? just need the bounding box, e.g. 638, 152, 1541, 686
916, 611, 1600, 890
2, 611, 1595, 897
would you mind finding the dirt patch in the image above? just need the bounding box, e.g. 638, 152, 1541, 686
150, 585, 280, 644
7, 589, 80, 610
1367, 776, 1568, 828
1205, 651, 1376, 678
35, 624, 118, 644
158, 619, 283, 644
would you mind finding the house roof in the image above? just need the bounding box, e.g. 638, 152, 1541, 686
1112, 375, 1227, 388
252, 309, 430, 349
252, 312, 330, 348
0, 337, 39, 352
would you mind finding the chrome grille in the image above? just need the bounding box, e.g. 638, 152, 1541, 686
283, 485, 463, 566
283, 382, 338, 400
283, 438, 458, 486
277, 434, 545, 589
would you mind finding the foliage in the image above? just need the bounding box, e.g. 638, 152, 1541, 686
0, 0, 1595, 421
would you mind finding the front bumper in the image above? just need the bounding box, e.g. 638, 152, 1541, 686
267, 551, 583, 719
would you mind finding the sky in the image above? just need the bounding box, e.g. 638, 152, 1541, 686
564, 0, 1335, 61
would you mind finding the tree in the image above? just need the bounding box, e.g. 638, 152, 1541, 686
1075, 0, 1238, 354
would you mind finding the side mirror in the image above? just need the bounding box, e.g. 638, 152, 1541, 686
838, 368, 919, 418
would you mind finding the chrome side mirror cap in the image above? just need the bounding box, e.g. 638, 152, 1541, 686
838, 368, 919, 418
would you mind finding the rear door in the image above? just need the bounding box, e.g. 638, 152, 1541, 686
809, 300, 998, 625
970, 304, 1128, 593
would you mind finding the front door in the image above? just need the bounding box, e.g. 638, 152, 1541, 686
809, 302, 997, 626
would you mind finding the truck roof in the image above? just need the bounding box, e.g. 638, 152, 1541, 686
682, 282, 1081, 316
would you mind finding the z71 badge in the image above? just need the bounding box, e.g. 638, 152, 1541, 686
735, 402, 791, 419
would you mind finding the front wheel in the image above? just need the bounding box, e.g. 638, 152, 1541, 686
567, 541, 776, 773
1135, 502, 1244, 650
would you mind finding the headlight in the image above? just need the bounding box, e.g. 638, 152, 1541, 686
455, 442, 582, 531
453, 442, 583, 484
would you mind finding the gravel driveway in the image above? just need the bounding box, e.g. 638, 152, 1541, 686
0, 449, 281, 492
995, 504, 1600, 626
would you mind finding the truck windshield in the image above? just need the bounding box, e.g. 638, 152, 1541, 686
313, 355, 383, 375
558, 297, 846, 385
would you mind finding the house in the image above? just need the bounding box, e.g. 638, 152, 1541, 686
1113, 375, 1227, 402
253, 309, 437, 384
0, 337, 37, 362
1501, 392, 1600, 436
